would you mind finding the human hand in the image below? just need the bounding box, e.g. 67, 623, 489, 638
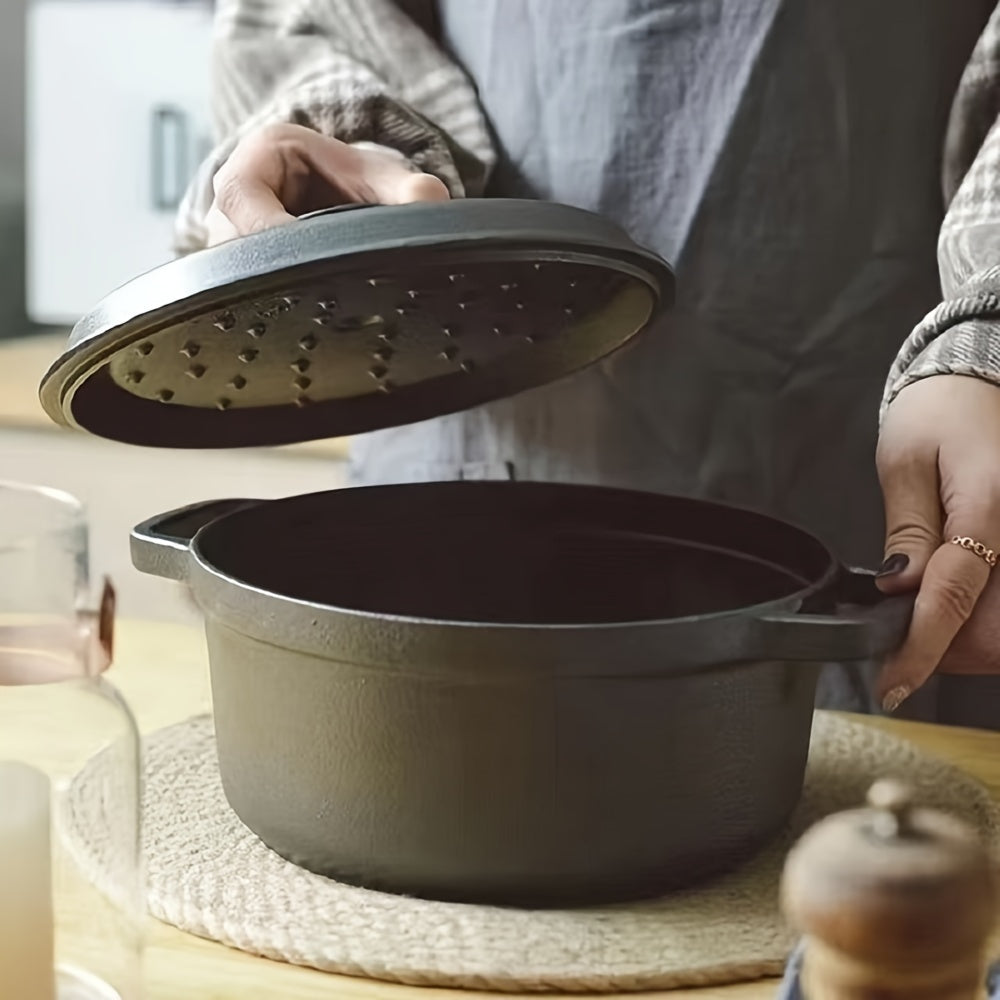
875, 374, 1000, 712
205, 123, 449, 245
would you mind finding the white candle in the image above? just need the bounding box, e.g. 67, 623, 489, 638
0, 761, 55, 1000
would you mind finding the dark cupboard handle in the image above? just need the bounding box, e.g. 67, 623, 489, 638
151, 105, 189, 212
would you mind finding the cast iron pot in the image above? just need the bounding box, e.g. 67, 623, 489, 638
131, 481, 911, 908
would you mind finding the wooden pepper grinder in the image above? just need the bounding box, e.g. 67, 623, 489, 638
781, 779, 999, 1000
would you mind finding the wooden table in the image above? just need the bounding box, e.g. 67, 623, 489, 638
102, 619, 1000, 1000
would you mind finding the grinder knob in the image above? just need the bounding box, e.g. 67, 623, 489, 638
780, 778, 998, 1000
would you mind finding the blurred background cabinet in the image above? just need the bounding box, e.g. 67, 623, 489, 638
2, 0, 347, 629
26, 0, 214, 327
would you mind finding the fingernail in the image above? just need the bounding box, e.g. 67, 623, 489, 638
876, 553, 910, 578
882, 685, 911, 713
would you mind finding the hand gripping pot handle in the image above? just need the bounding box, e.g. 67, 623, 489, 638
749, 567, 914, 663
130, 498, 264, 582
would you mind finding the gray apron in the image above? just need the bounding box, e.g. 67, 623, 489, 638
351, 0, 992, 714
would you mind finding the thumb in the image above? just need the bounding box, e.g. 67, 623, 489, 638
876, 450, 942, 594
305, 135, 450, 206
349, 145, 450, 205
382, 171, 451, 205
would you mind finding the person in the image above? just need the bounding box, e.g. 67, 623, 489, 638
176, 0, 1000, 724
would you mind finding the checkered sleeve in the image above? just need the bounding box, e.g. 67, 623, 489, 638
173, 0, 496, 254
881, 4, 1000, 421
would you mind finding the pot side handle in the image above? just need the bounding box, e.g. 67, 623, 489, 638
750, 567, 915, 663
130, 498, 263, 582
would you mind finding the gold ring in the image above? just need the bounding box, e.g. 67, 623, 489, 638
950, 535, 998, 568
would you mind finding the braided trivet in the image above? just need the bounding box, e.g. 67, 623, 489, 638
62, 712, 1000, 993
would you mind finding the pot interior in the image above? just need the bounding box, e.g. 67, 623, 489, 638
197, 482, 834, 625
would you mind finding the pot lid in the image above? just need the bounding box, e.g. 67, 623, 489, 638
38, 199, 674, 449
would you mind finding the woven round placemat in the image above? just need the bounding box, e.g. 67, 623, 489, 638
62, 712, 1000, 994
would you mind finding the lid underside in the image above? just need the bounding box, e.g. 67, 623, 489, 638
39, 200, 673, 449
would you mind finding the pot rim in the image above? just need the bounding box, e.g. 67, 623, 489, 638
186, 550, 844, 677
187, 533, 839, 634
184, 482, 841, 633
173, 483, 870, 676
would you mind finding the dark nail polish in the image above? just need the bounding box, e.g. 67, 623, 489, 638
881, 684, 911, 713
876, 553, 910, 578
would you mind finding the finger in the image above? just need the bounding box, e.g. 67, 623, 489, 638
302, 132, 449, 206
204, 203, 240, 247
877, 530, 993, 710
381, 171, 451, 205
213, 169, 295, 236
343, 140, 448, 203
875, 446, 942, 594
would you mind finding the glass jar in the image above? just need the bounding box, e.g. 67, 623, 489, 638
0, 481, 142, 999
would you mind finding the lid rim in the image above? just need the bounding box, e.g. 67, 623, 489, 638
39, 199, 674, 449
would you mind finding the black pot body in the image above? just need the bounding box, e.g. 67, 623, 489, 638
207, 620, 817, 906
130, 481, 911, 907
